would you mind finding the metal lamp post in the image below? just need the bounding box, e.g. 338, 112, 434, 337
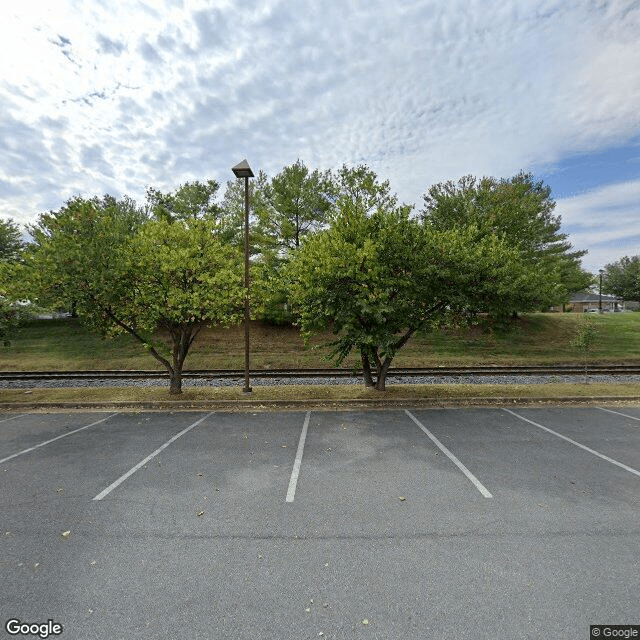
232, 159, 254, 393
599, 269, 604, 313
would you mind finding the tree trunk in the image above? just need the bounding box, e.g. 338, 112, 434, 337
101, 305, 199, 396
168, 327, 194, 395
371, 327, 417, 391
374, 357, 393, 391
361, 350, 375, 388
169, 368, 183, 395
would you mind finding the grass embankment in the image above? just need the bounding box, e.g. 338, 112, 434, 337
1, 313, 639, 405
3, 312, 640, 371
3, 383, 640, 407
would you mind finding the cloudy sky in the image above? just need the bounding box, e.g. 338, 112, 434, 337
1, 0, 639, 273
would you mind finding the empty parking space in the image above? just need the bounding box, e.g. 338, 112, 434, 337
282, 410, 499, 539
0, 412, 118, 464
508, 407, 640, 463
85, 411, 312, 539
407, 408, 640, 510
295, 410, 486, 494
93, 412, 215, 501
598, 406, 640, 422
504, 408, 640, 503
1, 407, 639, 639
0, 413, 226, 505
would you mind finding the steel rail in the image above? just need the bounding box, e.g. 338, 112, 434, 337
2, 364, 640, 381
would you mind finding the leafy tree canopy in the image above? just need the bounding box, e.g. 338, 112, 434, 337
0, 219, 30, 344
25, 191, 243, 393
334, 164, 401, 215
602, 255, 640, 301
421, 172, 591, 310
286, 167, 553, 390
0, 217, 26, 263
146, 179, 221, 222
124, 218, 244, 392
263, 159, 336, 250
0, 261, 31, 346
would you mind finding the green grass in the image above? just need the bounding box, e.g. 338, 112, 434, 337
2, 313, 639, 404
2, 382, 639, 407
408, 313, 628, 364
1, 312, 640, 372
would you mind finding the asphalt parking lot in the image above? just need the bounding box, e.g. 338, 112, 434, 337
1, 407, 639, 640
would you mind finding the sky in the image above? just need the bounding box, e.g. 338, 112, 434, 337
1, 0, 639, 274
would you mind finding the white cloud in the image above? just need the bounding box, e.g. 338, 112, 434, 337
0, 0, 639, 235
556, 178, 640, 272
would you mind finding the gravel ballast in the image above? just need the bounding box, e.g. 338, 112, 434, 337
3, 373, 640, 389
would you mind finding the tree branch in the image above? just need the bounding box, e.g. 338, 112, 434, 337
102, 304, 173, 374
393, 326, 416, 352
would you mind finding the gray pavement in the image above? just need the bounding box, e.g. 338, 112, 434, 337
1, 407, 639, 639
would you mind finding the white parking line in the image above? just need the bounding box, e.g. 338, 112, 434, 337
0, 413, 29, 424
503, 409, 640, 478
597, 407, 640, 424
404, 409, 493, 498
286, 410, 311, 503
93, 412, 213, 501
0, 413, 119, 464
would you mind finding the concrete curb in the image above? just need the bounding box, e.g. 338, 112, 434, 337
2, 396, 640, 412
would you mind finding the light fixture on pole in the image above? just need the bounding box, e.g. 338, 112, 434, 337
232, 159, 255, 393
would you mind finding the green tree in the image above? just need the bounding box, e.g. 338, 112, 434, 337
570, 316, 600, 383
264, 160, 336, 251
0, 218, 25, 262
0, 219, 31, 344
25, 194, 143, 317
0, 261, 31, 346
421, 172, 590, 316
26, 195, 146, 316
333, 164, 398, 215
286, 168, 551, 390
602, 256, 640, 302
124, 218, 244, 392
146, 179, 222, 222
26, 194, 243, 394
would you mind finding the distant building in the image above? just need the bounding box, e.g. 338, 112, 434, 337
551, 292, 624, 313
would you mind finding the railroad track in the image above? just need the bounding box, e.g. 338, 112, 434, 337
2, 364, 640, 381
